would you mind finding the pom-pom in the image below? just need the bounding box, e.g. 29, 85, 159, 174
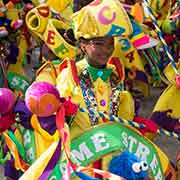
0, 112, 15, 132
63, 97, 78, 116
108, 151, 148, 180
25, 82, 61, 117
0, 88, 16, 114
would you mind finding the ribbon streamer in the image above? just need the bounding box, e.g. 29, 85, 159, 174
54, 104, 126, 180
38, 139, 62, 180
79, 107, 145, 129
79, 106, 180, 139
3, 131, 29, 172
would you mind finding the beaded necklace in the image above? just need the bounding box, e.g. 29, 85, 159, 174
79, 68, 121, 126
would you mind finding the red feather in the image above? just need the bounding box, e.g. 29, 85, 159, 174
69, 60, 79, 86
0, 112, 15, 133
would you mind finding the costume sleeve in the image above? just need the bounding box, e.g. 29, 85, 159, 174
56, 67, 74, 98
118, 90, 135, 120
35, 69, 57, 85
163, 62, 180, 85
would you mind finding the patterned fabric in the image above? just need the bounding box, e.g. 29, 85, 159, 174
79, 67, 121, 126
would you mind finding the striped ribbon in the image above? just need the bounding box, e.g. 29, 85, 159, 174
75, 166, 125, 180
79, 107, 145, 129
143, 0, 179, 76
79, 106, 180, 139
140, 50, 161, 81
157, 128, 180, 139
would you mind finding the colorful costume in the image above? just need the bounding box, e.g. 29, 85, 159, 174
20, 0, 161, 179
56, 59, 135, 139
0, 0, 23, 37
0, 88, 29, 180
151, 62, 180, 134
56, 1, 135, 178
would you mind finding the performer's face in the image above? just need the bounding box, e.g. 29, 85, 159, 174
80, 37, 114, 68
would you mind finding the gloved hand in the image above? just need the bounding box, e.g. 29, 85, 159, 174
134, 116, 158, 135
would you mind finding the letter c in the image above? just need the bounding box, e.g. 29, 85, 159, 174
98, 6, 116, 25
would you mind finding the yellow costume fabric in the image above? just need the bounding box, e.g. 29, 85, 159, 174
19, 124, 70, 180
113, 36, 149, 97
35, 69, 57, 85
26, 4, 76, 60
153, 62, 180, 116
19, 141, 59, 180
151, 62, 180, 134
30, 114, 59, 158
71, 0, 133, 40
56, 59, 134, 140
44, 0, 73, 14
152, 84, 180, 119
35, 60, 60, 85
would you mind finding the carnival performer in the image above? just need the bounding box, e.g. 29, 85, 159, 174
55, 0, 159, 178
56, 0, 135, 140
57, 0, 158, 137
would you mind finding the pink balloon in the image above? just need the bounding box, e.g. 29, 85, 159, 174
0, 88, 16, 114
25, 82, 61, 117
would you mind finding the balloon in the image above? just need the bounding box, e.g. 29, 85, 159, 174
0, 88, 16, 114
25, 82, 61, 117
